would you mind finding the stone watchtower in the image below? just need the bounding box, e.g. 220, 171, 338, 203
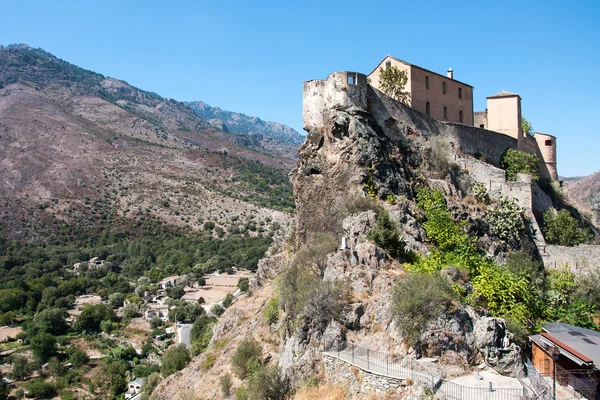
534, 133, 558, 180
482, 90, 558, 181
303, 71, 368, 132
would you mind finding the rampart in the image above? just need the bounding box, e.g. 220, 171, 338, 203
540, 245, 600, 274
301, 71, 598, 272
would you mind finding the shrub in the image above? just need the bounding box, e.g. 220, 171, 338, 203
220, 373, 232, 397
237, 277, 250, 292
343, 194, 379, 216
391, 273, 454, 346
201, 353, 216, 370
24, 379, 57, 399
425, 136, 455, 178
263, 297, 279, 325
501, 149, 539, 181
68, 348, 89, 368
543, 209, 591, 246
10, 354, 32, 380
471, 182, 489, 203
142, 372, 161, 396
485, 197, 524, 242
244, 365, 288, 400
211, 303, 225, 316
470, 263, 532, 324
222, 293, 234, 308
160, 344, 191, 376
367, 207, 406, 258
302, 280, 345, 330
231, 338, 262, 379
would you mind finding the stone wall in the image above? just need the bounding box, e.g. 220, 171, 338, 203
367, 87, 518, 169
540, 245, 600, 274
323, 354, 410, 398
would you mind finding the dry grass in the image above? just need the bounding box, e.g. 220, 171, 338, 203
293, 384, 348, 400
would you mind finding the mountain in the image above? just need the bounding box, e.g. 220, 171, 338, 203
565, 170, 600, 223
0, 44, 295, 242
185, 100, 305, 145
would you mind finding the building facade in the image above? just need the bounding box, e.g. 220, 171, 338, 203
475, 90, 558, 180
368, 56, 474, 126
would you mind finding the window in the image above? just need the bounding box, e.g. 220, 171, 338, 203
385, 60, 391, 68
480, 124, 485, 128
545, 140, 553, 146
426, 102, 431, 116
425, 76, 429, 89
443, 82, 447, 94
347, 75, 355, 85
443, 106, 448, 120
458, 87, 462, 99
459, 110, 463, 123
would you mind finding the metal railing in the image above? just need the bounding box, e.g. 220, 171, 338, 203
526, 359, 553, 400
323, 336, 530, 400
527, 358, 598, 400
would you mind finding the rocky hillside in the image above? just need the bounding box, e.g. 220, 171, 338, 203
152, 72, 594, 399
186, 100, 305, 145
0, 44, 296, 241
566, 170, 600, 224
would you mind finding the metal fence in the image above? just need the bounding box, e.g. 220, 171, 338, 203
323, 336, 530, 400
525, 359, 553, 400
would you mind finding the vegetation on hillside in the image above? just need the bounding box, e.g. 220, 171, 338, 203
399, 187, 599, 336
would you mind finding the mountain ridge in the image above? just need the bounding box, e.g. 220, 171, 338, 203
0, 44, 295, 242
185, 100, 305, 145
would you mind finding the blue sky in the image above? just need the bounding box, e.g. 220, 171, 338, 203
1, 0, 599, 176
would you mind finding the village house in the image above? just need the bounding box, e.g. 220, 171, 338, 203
157, 276, 179, 289
529, 322, 600, 399
368, 55, 474, 125
72, 257, 105, 274
125, 377, 143, 399
144, 309, 161, 320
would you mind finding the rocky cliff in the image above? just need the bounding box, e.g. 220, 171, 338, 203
153, 72, 545, 399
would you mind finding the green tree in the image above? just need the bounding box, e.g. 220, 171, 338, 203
142, 372, 161, 396
10, 355, 32, 380
378, 65, 410, 104
30, 333, 57, 364
75, 303, 114, 332
367, 207, 406, 258
31, 308, 68, 336
237, 278, 250, 293
543, 209, 591, 246
521, 116, 533, 136
160, 344, 191, 376
102, 358, 129, 396
501, 149, 540, 181
167, 285, 185, 300
69, 348, 89, 368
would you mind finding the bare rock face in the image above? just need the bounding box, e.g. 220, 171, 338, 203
292, 74, 413, 247
420, 306, 524, 377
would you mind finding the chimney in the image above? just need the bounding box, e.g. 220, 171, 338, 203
447, 68, 453, 79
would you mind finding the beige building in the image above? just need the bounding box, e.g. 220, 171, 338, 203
368, 56, 474, 125
475, 91, 558, 180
